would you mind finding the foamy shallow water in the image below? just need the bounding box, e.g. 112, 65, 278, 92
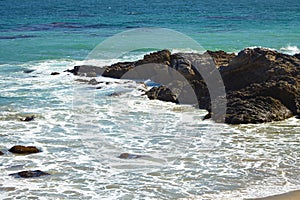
0, 60, 299, 199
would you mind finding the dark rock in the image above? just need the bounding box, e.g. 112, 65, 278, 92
9, 145, 40, 154
50, 72, 60, 75
65, 50, 171, 79
225, 96, 293, 124
118, 153, 143, 159
203, 112, 212, 120
9, 170, 50, 178
96, 86, 102, 89
102, 62, 135, 79
206, 50, 236, 67
0, 151, 3, 155
135, 49, 171, 65
66, 48, 300, 124
64, 65, 81, 75
221, 48, 300, 123
20, 115, 35, 122
23, 69, 35, 74
146, 86, 179, 104
296, 115, 300, 119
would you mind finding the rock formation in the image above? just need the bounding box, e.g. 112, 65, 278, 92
9, 145, 40, 154
9, 170, 50, 178
66, 48, 300, 124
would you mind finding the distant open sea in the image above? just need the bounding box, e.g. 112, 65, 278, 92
1, 0, 300, 63
0, 0, 300, 199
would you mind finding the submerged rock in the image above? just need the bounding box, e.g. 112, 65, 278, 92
9, 170, 50, 178
23, 69, 35, 74
9, 145, 40, 154
118, 153, 144, 159
20, 115, 35, 122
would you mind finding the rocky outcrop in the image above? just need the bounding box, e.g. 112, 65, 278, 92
206, 50, 236, 67
9, 145, 40, 154
221, 48, 300, 123
65, 50, 171, 78
9, 170, 50, 178
66, 48, 300, 124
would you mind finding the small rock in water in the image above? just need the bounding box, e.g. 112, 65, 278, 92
23, 69, 35, 74
51, 72, 60, 75
203, 112, 212, 120
118, 153, 143, 159
9, 170, 50, 178
20, 115, 35, 122
108, 92, 123, 97
9, 145, 40, 154
0, 151, 4, 155
88, 78, 99, 85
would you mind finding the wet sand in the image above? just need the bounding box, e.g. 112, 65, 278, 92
249, 190, 300, 200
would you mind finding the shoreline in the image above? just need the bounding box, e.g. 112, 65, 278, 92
249, 190, 300, 200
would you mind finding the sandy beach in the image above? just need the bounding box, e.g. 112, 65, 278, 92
249, 190, 300, 200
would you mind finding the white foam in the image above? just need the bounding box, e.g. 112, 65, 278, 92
1, 58, 300, 199
280, 45, 300, 55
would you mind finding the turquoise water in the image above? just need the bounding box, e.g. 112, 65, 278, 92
1, 1, 300, 199
1, 0, 300, 63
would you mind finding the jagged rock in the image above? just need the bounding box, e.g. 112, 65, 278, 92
50, 72, 60, 75
65, 50, 171, 79
135, 49, 171, 65
206, 50, 236, 67
221, 48, 300, 123
102, 62, 135, 78
66, 48, 300, 124
146, 86, 179, 104
9, 145, 40, 154
9, 170, 50, 178
225, 96, 293, 124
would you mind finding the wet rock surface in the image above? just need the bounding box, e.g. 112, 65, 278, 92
20, 115, 35, 122
9, 145, 40, 154
66, 48, 300, 124
146, 86, 179, 104
9, 170, 50, 178
0, 151, 4, 155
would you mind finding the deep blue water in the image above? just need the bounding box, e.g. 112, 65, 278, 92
0, 0, 300, 63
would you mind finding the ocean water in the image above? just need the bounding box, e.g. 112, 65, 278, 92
1, 0, 300, 199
